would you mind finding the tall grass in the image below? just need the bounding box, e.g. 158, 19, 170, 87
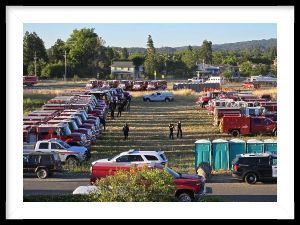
253, 88, 277, 100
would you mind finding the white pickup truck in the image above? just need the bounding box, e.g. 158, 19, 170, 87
187, 77, 204, 83
23, 139, 89, 166
143, 91, 174, 102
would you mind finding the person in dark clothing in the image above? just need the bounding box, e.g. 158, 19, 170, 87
113, 99, 117, 111
123, 123, 129, 140
111, 108, 115, 119
117, 103, 124, 117
177, 121, 182, 138
126, 95, 132, 112
169, 123, 174, 139
100, 117, 106, 131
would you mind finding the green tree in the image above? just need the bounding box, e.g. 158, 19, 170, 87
199, 40, 212, 64
27, 59, 47, 77
90, 167, 176, 202
222, 55, 238, 66
47, 39, 66, 64
129, 53, 145, 67
121, 48, 129, 60
66, 28, 107, 77
240, 61, 253, 77
212, 51, 224, 65
223, 67, 232, 81
23, 31, 48, 75
144, 35, 157, 76
181, 47, 196, 72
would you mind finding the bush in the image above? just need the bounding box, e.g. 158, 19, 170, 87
90, 167, 176, 202
72, 74, 80, 82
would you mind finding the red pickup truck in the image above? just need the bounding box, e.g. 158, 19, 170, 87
23, 75, 38, 86
219, 115, 277, 137
90, 162, 206, 202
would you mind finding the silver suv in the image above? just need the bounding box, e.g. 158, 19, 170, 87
91, 149, 168, 166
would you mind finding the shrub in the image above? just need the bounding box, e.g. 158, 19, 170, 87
72, 74, 80, 82
90, 167, 176, 202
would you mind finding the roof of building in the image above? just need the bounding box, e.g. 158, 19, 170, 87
111, 61, 135, 68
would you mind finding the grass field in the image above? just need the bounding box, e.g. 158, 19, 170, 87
24, 81, 276, 173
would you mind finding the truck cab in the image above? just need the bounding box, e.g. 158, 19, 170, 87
27, 139, 90, 165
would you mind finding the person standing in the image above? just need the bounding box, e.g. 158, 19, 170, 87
117, 102, 124, 117
126, 95, 132, 112
111, 108, 115, 119
177, 121, 182, 138
169, 123, 174, 139
123, 123, 129, 140
100, 117, 106, 131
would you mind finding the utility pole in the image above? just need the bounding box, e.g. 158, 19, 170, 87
34, 51, 37, 76
64, 50, 67, 81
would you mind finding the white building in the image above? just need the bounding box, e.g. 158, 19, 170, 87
110, 61, 143, 79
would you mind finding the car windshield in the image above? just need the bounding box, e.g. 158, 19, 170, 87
75, 117, 82, 126
63, 126, 72, 135
166, 167, 181, 178
58, 140, 70, 149
82, 111, 89, 118
71, 121, 79, 130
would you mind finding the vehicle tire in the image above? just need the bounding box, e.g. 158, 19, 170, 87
245, 173, 258, 184
66, 156, 79, 166
36, 168, 48, 179
231, 130, 240, 137
146, 98, 150, 102
165, 98, 170, 102
178, 193, 193, 202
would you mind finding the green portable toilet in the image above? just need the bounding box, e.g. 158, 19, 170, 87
194, 139, 211, 170
212, 139, 229, 170
228, 139, 246, 167
264, 139, 277, 154
247, 139, 264, 153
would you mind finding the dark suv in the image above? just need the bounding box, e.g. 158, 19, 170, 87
23, 152, 62, 179
232, 153, 277, 184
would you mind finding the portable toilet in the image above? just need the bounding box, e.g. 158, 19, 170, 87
263, 139, 277, 154
228, 139, 246, 167
247, 139, 264, 153
194, 139, 212, 170
211, 139, 229, 170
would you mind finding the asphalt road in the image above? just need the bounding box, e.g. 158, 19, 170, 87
23, 173, 277, 202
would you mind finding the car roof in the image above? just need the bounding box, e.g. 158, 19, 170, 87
120, 149, 165, 155
238, 153, 273, 158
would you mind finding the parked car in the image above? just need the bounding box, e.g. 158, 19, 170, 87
23, 152, 62, 179
24, 139, 90, 165
143, 91, 174, 102
91, 149, 168, 166
232, 153, 277, 184
89, 163, 206, 202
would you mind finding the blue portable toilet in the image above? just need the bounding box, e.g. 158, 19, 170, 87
264, 139, 277, 154
228, 139, 246, 167
194, 139, 212, 170
247, 139, 264, 153
212, 139, 229, 170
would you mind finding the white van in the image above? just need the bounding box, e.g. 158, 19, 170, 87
205, 76, 225, 84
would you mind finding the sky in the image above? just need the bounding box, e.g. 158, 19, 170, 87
23, 23, 276, 49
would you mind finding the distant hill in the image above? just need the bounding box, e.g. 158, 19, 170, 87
114, 38, 277, 54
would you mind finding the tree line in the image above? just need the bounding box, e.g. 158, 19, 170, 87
23, 28, 277, 79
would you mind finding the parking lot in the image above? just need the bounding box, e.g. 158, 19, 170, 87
23, 81, 277, 201
23, 173, 276, 202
